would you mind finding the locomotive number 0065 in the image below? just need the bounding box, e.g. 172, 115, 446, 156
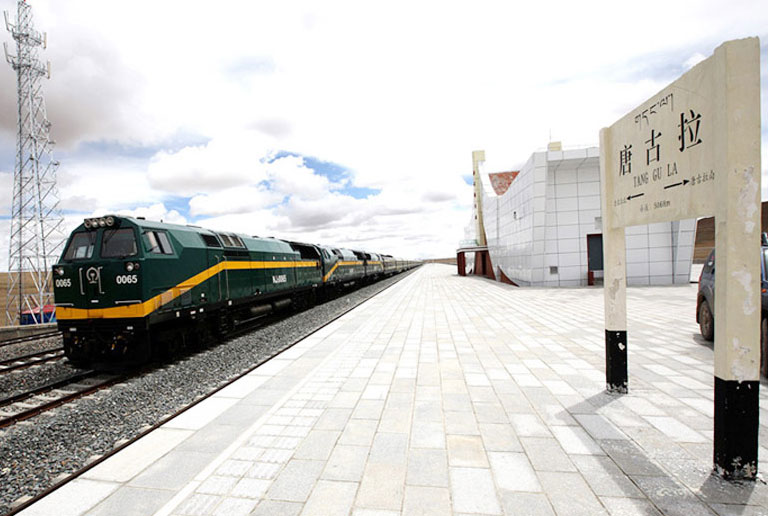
116, 274, 138, 285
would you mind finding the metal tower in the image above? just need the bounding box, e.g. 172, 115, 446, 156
4, 0, 64, 325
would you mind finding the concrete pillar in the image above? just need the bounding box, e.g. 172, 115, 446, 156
711, 38, 761, 479
599, 128, 628, 393
473, 151, 487, 246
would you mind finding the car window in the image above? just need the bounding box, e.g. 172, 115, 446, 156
63, 232, 96, 260
101, 228, 138, 258
763, 249, 768, 281
144, 230, 174, 255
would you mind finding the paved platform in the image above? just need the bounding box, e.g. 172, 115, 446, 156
18, 264, 768, 516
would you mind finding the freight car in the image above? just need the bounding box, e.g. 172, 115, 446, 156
52, 215, 419, 365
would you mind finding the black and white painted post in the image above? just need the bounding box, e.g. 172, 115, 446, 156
599, 38, 761, 478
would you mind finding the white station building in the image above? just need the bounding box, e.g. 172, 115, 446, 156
460, 143, 696, 287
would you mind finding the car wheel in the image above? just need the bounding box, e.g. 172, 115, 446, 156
699, 300, 714, 341
761, 317, 768, 378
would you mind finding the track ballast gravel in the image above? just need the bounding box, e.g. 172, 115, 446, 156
0, 271, 413, 515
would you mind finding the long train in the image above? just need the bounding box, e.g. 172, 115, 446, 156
52, 215, 419, 364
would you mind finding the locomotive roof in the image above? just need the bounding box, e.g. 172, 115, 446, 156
104, 216, 295, 253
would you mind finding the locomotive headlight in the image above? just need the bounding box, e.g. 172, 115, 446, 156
56, 267, 64, 276
105, 216, 114, 227
125, 262, 135, 272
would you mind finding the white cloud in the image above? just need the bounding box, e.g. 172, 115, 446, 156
189, 186, 282, 217
266, 156, 336, 200
147, 132, 274, 196
57, 160, 161, 214
114, 203, 188, 226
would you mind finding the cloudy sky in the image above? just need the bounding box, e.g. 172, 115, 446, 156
1, 0, 767, 268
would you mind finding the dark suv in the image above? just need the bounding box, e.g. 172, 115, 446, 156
697, 239, 768, 375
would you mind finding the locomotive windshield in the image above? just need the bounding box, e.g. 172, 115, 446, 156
101, 228, 138, 258
63, 231, 96, 260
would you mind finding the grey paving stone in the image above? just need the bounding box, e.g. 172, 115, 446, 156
600, 440, 666, 476
230, 477, 270, 498
574, 414, 629, 441
498, 491, 555, 516
535, 403, 578, 426
266, 459, 325, 503
250, 500, 303, 516
315, 408, 353, 430
175, 423, 243, 453
378, 407, 412, 433
351, 509, 400, 516
402, 485, 451, 515
410, 420, 446, 449
212, 497, 258, 516
599, 496, 663, 516
474, 401, 510, 424
85, 486, 174, 516
443, 392, 473, 412
571, 455, 643, 498
301, 480, 358, 516
340, 419, 379, 446
488, 451, 541, 492
538, 471, 608, 516
520, 436, 577, 472
631, 475, 715, 516
478, 422, 524, 452
369, 432, 409, 465
510, 413, 551, 437
447, 434, 489, 467
413, 399, 443, 422
356, 463, 406, 511
710, 503, 768, 516
353, 400, 386, 420
129, 450, 216, 490
550, 425, 605, 455
215, 459, 253, 477
293, 429, 340, 460
197, 475, 238, 495
444, 410, 480, 435
406, 448, 449, 487
449, 467, 502, 514
175, 493, 221, 516
323, 445, 369, 482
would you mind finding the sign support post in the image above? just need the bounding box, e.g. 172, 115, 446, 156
711, 40, 762, 477
599, 128, 628, 393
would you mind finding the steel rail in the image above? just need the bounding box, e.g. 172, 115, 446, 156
0, 331, 61, 348
0, 347, 65, 372
0, 372, 123, 429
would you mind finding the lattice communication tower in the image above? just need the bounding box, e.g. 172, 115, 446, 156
4, 0, 64, 325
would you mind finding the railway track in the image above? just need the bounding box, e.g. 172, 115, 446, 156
0, 371, 123, 428
0, 348, 66, 373
0, 331, 61, 349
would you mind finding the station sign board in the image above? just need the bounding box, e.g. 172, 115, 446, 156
604, 58, 719, 227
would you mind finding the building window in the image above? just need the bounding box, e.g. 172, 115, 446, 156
549, 266, 559, 275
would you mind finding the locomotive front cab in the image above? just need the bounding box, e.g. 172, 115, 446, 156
54, 215, 150, 363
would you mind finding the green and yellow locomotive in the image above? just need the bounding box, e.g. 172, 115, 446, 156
52, 215, 417, 364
